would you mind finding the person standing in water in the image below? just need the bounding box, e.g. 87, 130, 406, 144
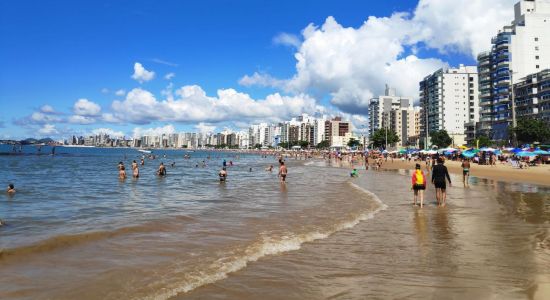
278, 161, 288, 183
431, 158, 451, 207
411, 164, 426, 207
132, 160, 139, 178
157, 163, 167, 176
219, 167, 227, 182
119, 165, 127, 179
461, 158, 471, 187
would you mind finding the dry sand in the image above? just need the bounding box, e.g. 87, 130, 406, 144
377, 158, 550, 186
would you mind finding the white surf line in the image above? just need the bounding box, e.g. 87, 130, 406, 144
149, 183, 388, 300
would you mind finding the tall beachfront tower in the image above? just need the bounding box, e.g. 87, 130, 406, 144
477, 0, 550, 141
419, 65, 479, 147
367, 84, 412, 138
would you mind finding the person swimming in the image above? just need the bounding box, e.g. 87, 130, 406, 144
7, 183, 15, 194
265, 165, 273, 172
219, 167, 227, 182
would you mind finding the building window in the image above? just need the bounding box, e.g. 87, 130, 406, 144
535, 55, 539, 59
535, 46, 539, 51
534, 37, 538, 41
536, 65, 540, 69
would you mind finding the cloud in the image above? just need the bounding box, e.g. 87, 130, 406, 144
101, 113, 122, 123
90, 127, 125, 138
101, 88, 110, 94
115, 89, 126, 96
194, 122, 216, 134
241, 0, 516, 114
68, 115, 96, 124
164, 72, 175, 80
73, 98, 101, 116
273, 32, 301, 48
152, 58, 178, 67
111, 85, 320, 125
131, 62, 155, 83
30, 112, 62, 123
412, 0, 516, 57
38, 124, 58, 136
132, 124, 175, 138
238, 72, 286, 88
40, 105, 56, 113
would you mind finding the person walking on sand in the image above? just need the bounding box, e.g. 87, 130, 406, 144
432, 158, 451, 207
461, 158, 471, 187
278, 161, 288, 183
411, 164, 426, 207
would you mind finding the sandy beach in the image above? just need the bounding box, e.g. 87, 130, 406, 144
377, 158, 550, 186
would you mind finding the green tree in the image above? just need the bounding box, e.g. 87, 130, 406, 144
299, 140, 309, 148
429, 130, 452, 148
370, 128, 400, 148
316, 140, 330, 149
347, 138, 360, 148
476, 135, 491, 148
254, 143, 262, 149
510, 118, 550, 144
278, 142, 289, 149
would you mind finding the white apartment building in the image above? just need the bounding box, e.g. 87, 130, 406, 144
368, 85, 412, 137
419, 65, 479, 146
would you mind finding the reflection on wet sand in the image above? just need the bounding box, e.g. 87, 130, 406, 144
183, 165, 550, 300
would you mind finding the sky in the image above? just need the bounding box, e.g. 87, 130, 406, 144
0, 0, 518, 140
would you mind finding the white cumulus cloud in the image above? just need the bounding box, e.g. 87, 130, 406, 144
40, 105, 55, 113
38, 124, 58, 136
241, 0, 517, 114
90, 128, 125, 138
194, 122, 216, 134
131, 62, 155, 83
73, 98, 101, 116
115, 89, 126, 96
273, 32, 301, 48
164, 72, 175, 80
111, 85, 320, 125
132, 124, 175, 138
68, 115, 96, 124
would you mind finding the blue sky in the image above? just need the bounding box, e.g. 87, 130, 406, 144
0, 0, 512, 139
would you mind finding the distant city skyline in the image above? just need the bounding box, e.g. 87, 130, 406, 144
1, 0, 520, 140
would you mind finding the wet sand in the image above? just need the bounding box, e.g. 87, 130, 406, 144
379, 159, 550, 186
180, 164, 550, 300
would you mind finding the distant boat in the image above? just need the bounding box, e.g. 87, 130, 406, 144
138, 149, 152, 154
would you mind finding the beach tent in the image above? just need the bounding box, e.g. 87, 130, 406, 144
516, 151, 536, 157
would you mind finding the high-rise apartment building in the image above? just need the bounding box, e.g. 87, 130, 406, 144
477, 0, 550, 140
419, 65, 479, 146
368, 85, 412, 138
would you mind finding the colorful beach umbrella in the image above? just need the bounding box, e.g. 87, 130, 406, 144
462, 152, 476, 158
516, 151, 536, 157
533, 149, 550, 155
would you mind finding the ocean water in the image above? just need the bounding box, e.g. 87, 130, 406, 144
0, 146, 382, 299
1, 145, 548, 300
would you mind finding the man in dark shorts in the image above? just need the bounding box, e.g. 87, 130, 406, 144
431, 158, 451, 207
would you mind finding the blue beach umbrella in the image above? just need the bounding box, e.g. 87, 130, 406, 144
516, 151, 536, 157
462, 151, 476, 158
533, 149, 550, 155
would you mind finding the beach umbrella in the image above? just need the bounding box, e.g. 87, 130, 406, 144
462, 151, 476, 158
398, 149, 407, 154
516, 151, 536, 157
533, 149, 550, 155
511, 148, 522, 153
480, 147, 497, 152
426, 150, 437, 155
